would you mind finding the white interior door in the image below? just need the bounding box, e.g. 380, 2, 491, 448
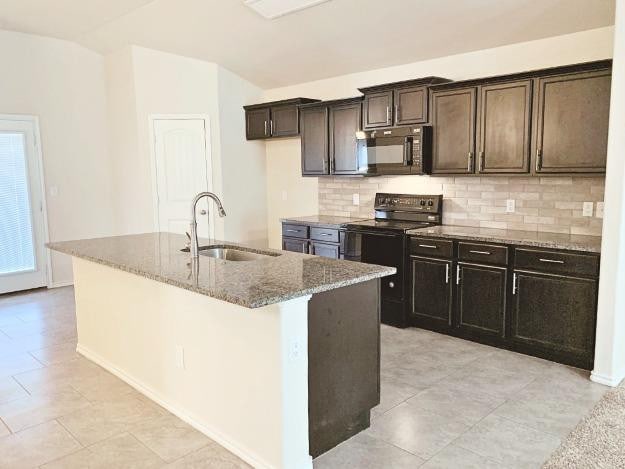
152, 118, 213, 238
0, 118, 47, 294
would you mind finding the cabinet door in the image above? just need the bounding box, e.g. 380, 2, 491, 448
363, 91, 393, 129
300, 106, 329, 176
456, 263, 506, 338
394, 86, 427, 125
310, 241, 340, 259
431, 88, 477, 174
329, 102, 362, 174
410, 256, 452, 326
246, 108, 271, 140
534, 70, 611, 173
478, 81, 532, 173
270, 105, 299, 137
512, 271, 597, 362
282, 237, 309, 254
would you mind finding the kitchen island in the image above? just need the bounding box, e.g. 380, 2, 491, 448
48, 233, 395, 469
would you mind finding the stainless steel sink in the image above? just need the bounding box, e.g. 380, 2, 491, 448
181, 245, 280, 261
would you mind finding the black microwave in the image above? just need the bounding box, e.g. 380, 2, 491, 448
357, 125, 432, 176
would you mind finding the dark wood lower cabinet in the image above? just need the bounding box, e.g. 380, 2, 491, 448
282, 238, 308, 254
511, 271, 597, 368
310, 241, 340, 259
410, 256, 452, 328
456, 263, 506, 338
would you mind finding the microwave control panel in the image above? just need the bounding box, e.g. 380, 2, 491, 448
411, 126, 432, 175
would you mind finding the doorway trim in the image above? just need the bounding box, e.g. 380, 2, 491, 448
148, 114, 213, 236
0, 114, 52, 289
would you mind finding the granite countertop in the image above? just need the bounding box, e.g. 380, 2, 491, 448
280, 215, 369, 228
407, 225, 602, 253
47, 233, 395, 309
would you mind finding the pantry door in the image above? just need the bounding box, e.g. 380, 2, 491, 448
0, 117, 48, 294
151, 117, 214, 239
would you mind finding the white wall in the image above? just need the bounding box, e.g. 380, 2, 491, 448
593, 0, 625, 387
106, 46, 268, 246
0, 30, 115, 285
261, 26, 615, 249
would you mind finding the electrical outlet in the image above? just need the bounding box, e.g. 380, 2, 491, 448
175, 345, 185, 370
582, 202, 594, 217
596, 202, 605, 218
352, 193, 360, 206
506, 199, 515, 213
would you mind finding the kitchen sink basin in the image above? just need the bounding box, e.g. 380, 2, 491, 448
181, 245, 281, 261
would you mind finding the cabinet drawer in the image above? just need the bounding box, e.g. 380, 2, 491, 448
514, 248, 599, 277
458, 242, 508, 265
282, 224, 309, 239
409, 237, 453, 258
310, 227, 339, 243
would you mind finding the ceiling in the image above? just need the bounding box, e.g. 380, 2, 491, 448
0, 0, 615, 88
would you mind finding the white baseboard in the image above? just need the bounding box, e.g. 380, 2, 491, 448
590, 370, 625, 387
76, 343, 279, 469
48, 280, 74, 289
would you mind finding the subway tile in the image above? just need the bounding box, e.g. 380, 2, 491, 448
479, 221, 507, 229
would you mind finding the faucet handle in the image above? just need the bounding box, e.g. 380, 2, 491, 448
199, 209, 207, 215
185, 232, 191, 249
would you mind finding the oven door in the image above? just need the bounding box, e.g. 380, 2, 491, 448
342, 230, 404, 301
363, 135, 413, 175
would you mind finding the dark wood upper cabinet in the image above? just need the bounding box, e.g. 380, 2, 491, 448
431, 87, 477, 174
244, 98, 319, 140
329, 100, 363, 174
363, 91, 393, 129
533, 69, 611, 173
300, 105, 329, 176
410, 256, 453, 327
478, 80, 532, 173
456, 263, 506, 338
394, 86, 428, 126
245, 107, 271, 140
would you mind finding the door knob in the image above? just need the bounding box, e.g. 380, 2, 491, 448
200, 210, 207, 215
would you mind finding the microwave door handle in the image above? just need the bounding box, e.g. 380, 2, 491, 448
404, 138, 413, 166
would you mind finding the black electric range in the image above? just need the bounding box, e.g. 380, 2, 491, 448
341, 193, 443, 327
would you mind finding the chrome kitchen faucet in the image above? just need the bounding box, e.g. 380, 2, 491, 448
189, 192, 227, 258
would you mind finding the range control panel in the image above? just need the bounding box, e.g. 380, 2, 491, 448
374, 193, 443, 214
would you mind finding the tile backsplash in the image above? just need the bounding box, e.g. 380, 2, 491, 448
319, 175, 605, 236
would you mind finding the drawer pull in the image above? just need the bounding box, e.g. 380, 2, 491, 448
388, 281, 395, 289
319, 233, 333, 236
286, 229, 302, 233
469, 250, 491, 255
418, 244, 438, 249
539, 258, 565, 264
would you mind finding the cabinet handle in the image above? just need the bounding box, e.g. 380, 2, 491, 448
395, 104, 399, 123
264, 120, 268, 136
467, 152, 473, 172
539, 258, 565, 264
456, 265, 461, 285
270, 120, 273, 135
512, 273, 517, 294
445, 264, 450, 284
286, 229, 302, 233
389, 281, 395, 289
536, 148, 542, 171
479, 151, 485, 172
386, 106, 390, 124
469, 250, 491, 255
418, 244, 438, 249
319, 233, 333, 237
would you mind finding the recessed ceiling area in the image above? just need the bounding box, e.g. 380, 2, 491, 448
0, 0, 615, 88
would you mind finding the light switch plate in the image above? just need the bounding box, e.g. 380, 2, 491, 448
583, 202, 594, 217
353, 193, 360, 206
506, 199, 515, 213
596, 202, 605, 218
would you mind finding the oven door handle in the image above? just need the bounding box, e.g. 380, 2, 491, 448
345, 230, 400, 238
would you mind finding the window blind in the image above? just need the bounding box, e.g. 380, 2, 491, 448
0, 132, 36, 275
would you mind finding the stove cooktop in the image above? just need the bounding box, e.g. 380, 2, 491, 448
344, 219, 433, 233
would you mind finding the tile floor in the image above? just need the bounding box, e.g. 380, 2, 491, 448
0, 287, 609, 468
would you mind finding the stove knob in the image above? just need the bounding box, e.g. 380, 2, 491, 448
419, 200, 426, 206
428, 200, 434, 207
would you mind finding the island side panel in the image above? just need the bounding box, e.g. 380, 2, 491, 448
71, 257, 313, 469
307, 279, 381, 457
